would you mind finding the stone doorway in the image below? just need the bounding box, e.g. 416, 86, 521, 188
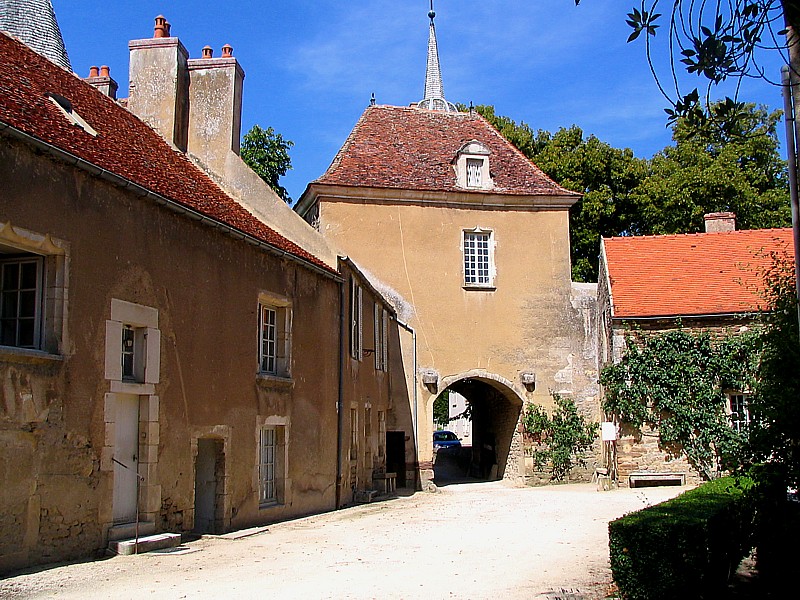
194, 438, 224, 534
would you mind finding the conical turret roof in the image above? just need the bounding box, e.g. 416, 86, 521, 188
0, 0, 71, 70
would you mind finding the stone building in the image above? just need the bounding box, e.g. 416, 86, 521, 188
0, 10, 412, 571
597, 212, 795, 484
295, 9, 600, 487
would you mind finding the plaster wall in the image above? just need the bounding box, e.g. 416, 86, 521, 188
0, 138, 340, 570
317, 198, 598, 480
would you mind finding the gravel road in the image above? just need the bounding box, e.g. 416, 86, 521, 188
0, 481, 685, 600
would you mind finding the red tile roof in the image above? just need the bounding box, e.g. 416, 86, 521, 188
603, 228, 795, 318
317, 105, 578, 198
0, 32, 333, 273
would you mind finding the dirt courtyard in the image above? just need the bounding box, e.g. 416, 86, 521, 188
0, 482, 685, 600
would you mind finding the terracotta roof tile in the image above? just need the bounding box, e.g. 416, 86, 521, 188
317, 105, 578, 198
0, 32, 333, 273
603, 228, 795, 318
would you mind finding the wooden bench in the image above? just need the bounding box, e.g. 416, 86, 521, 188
628, 471, 686, 488
372, 472, 397, 494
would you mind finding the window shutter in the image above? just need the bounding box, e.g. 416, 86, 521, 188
374, 303, 380, 369
382, 309, 389, 371
358, 286, 363, 360
104, 320, 123, 381
144, 327, 161, 384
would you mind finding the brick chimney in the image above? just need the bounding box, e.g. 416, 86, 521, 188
186, 42, 245, 173
127, 16, 190, 151
704, 212, 736, 233
85, 65, 119, 99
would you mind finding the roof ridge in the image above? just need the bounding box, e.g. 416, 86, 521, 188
604, 227, 793, 242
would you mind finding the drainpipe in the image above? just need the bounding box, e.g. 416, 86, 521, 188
781, 64, 800, 341
335, 277, 346, 509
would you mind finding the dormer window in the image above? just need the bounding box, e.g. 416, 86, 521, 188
455, 141, 492, 190
466, 159, 483, 188
47, 93, 97, 137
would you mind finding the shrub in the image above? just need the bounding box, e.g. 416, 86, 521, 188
609, 477, 755, 599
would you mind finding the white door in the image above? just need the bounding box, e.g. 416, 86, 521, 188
112, 394, 139, 524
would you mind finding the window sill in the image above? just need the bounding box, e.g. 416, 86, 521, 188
258, 500, 282, 510
463, 284, 496, 291
256, 373, 295, 390
0, 346, 64, 365
110, 380, 156, 395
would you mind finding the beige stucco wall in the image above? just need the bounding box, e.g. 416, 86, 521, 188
0, 137, 342, 571
315, 196, 598, 482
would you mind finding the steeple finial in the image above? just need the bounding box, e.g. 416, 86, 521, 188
416, 1, 456, 112
0, 0, 72, 70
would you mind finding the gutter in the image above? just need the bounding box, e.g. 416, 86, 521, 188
335, 276, 345, 509
0, 121, 341, 282
614, 312, 761, 322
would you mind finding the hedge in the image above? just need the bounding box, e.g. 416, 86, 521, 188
608, 477, 755, 599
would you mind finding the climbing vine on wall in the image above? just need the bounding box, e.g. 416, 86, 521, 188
524, 393, 598, 481
600, 327, 760, 480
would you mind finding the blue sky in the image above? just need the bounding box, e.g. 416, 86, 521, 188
54, 1, 788, 202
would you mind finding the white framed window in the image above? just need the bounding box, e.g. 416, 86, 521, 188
105, 299, 160, 387
257, 293, 291, 378
374, 304, 389, 371
256, 417, 288, 508
259, 305, 277, 374
259, 426, 277, 504
463, 228, 495, 288
350, 278, 363, 360
1, 255, 43, 349
727, 393, 750, 433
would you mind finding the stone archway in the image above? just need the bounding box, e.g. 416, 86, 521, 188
430, 370, 525, 485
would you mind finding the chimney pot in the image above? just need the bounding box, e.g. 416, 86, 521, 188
221, 44, 233, 58
154, 15, 167, 38
89, 66, 99, 78
100, 65, 110, 77
165, 21, 172, 36
704, 212, 736, 233
202, 45, 213, 59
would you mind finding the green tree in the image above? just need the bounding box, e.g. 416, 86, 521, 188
575, 1, 800, 131
473, 103, 789, 281
600, 328, 760, 479
240, 125, 294, 204
747, 252, 800, 487
630, 102, 791, 234
433, 389, 451, 429
523, 394, 598, 481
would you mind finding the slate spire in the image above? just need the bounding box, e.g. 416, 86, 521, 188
0, 0, 71, 70
416, 1, 456, 112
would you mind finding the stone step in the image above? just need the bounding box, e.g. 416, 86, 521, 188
109, 533, 182, 556
107, 521, 155, 541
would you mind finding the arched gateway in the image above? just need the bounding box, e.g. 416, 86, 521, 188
428, 370, 525, 485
